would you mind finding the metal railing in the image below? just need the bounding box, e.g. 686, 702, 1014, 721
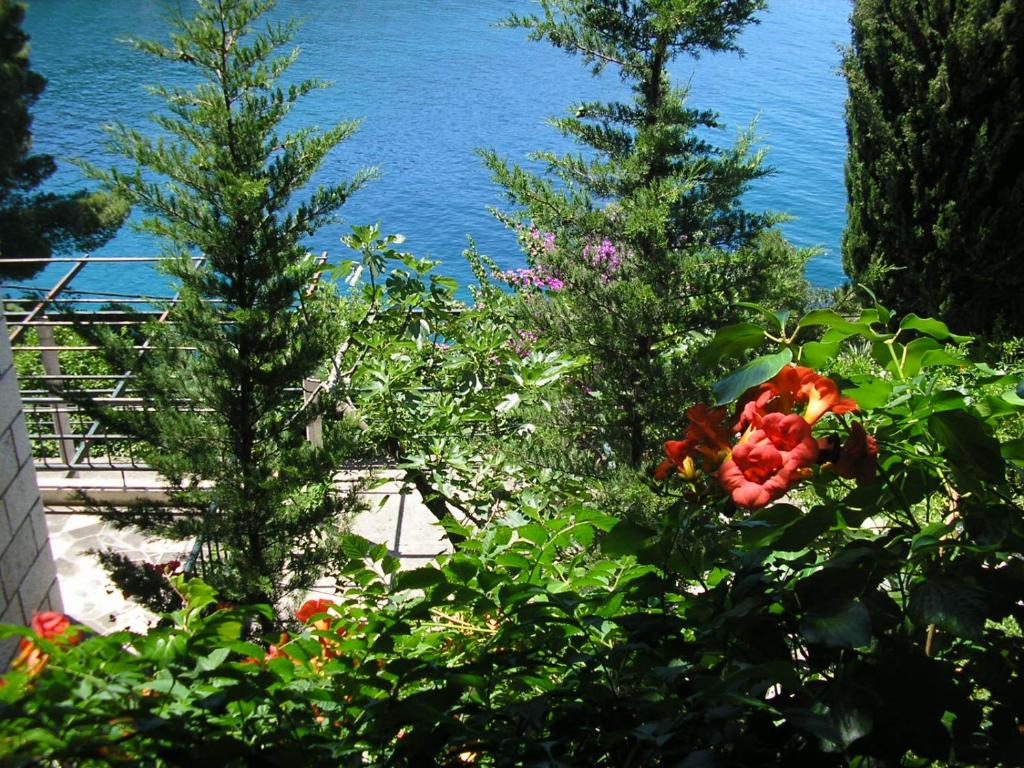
3, 254, 331, 488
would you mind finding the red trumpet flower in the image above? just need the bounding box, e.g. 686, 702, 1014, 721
717, 412, 819, 509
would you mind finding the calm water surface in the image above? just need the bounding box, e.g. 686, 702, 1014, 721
17, 0, 852, 298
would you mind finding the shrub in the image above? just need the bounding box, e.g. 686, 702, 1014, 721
4, 305, 1022, 766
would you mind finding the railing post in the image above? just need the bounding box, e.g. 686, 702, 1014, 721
35, 322, 77, 467
303, 377, 323, 447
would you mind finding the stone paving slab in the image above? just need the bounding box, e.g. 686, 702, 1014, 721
42, 469, 451, 634
47, 509, 190, 634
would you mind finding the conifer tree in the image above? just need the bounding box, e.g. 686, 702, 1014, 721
843, 0, 1024, 337
85, 0, 372, 609
482, 0, 809, 469
0, 0, 126, 278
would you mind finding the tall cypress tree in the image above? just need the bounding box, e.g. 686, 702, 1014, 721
85, 0, 373, 609
482, 0, 810, 469
843, 0, 1024, 337
0, 0, 126, 278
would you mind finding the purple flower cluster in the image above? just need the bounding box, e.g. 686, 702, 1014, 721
505, 226, 626, 291
521, 227, 557, 261
514, 226, 559, 264
498, 267, 565, 292
509, 328, 538, 358
583, 238, 622, 282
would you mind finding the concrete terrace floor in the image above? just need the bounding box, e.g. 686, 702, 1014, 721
38, 469, 450, 634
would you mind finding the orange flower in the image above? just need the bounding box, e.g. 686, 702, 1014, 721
266, 632, 291, 661
828, 422, 878, 485
733, 387, 776, 433
297, 599, 348, 663
243, 632, 298, 665
654, 439, 696, 480
717, 412, 819, 509
11, 611, 81, 677
297, 599, 335, 626
684, 404, 731, 455
660, 367, 859, 506
734, 366, 857, 431
655, 405, 732, 480
31, 611, 78, 642
801, 375, 858, 425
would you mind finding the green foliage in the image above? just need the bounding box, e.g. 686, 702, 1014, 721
6, 303, 1022, 765
5, 2, 1023, 763
77, 0, 374, 610
843, 0, 1024, 337
0, 0, 126, 278
333, 224, 581, 540
483, 0, 811, 469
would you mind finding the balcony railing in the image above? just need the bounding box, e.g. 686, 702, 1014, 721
3, 254, 336, 497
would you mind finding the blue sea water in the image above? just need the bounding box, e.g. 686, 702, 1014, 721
16, 0, 852, 299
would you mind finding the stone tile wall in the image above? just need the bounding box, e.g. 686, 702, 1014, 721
0, 316, 62, 668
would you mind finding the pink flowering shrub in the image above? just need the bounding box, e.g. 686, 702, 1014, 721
501, 225, 629, 293
582, 238, 622, 282
498, 266, 565, 292
521, 227, 557, 260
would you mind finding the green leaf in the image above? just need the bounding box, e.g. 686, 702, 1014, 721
910, 522, 953, 555
495, 552, 533, 571
679, 751, 716, 768
781, 709, 843, 747
569, 505, 618, 532
908, 388, 966, 418
341, 534, 376, 559
774, 506, 836, 551
798, 340, 840, 369
711, 349, 793, 406
896, 337, 941, 377
899, 314, 972, 344
972, 395, 1015, 419
800, 600, 872, 648
600, 520, 655, 557
449, 672, 486, 688
918, 348, 968, 370
495, 392, 521, 414
699, 322, 765, 366
173, 576, 219, 625
10, 727, 64, 749
909, 578, 987, 640
797, 309, 881, 339
962, 503, 1014, 548
842, 379, 893, 410
736, 503, 803, 547
1000, 437, 1024, 463
145, 633, 189, 665
196, 646, 231, 672
737, 302, 786, 334
1003, 386, 1024, 408
928, 410, 1005, 484
432, 275, 459, 293
214, 618, 243, 643
439, 516, 472, 541
395, 567, 448, 591
518, 522, 550, 546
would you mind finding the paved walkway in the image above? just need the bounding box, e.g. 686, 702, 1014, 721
39, 469, 450, 634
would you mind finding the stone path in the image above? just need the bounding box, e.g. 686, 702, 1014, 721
39, 469, 450, 634
46, 510, 189, 634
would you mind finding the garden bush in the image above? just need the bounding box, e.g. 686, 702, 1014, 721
3, 302, 1022, 766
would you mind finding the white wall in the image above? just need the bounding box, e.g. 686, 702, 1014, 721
0, 315, 62, 668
